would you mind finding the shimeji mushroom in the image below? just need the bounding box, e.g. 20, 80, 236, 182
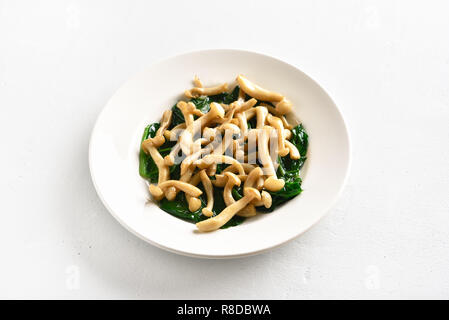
164, 122, 186, 141
141, 74, 305, 231
267, 114, 289, 157
223, 163, 256, 174
237, 75, 293, 115
196, 187, 261, 232
252, 190, 272, 208
280, 115, 293, 130
212, 174, 247, 188
158, 180, 203, 197
166, 164, 197, 201
194, 154, 245, 175
256, 106, 269, 129
185, 82, 228, 99
284, 140, 300, 160
185, 172, 202, 212
223, 172, 242, 206
179, 102, 225, 156
193, 75, 203, 88
239, 167, 265, 215
199, 170, 214, 217
274, 98, 293, 115
236, 75, 283, 102
234, 98, 257, 113
141, 139, 170, 200
178, 101, 203, 127
143, 110, 172, 149
257, 127, 285, 192
244, 167, 272, 208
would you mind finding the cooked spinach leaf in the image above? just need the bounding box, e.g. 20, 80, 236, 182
170, 103, 185, 128
139, 90, 308, 228
169, 86, 240, 128
209, 85, 240, 104
259, 124, 308, 212
139, 123, 160, 183
159, 184, 245, 228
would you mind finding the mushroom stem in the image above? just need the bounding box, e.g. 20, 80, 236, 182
199, 170, 214, 217
257, 127, 285, 192
141, 139, 170, 200
267, 114, 289, 156
158, 180, 203, 197
223, 172, 241, 207
185, 83, 228, 98
285, 140, 300, 159
196, 188, 261, 232
256, 106, 269, 129
185, 172, 202, 212
194, 154, 245, 175
236, 75, 284, 102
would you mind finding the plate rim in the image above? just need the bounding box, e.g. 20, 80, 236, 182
88, 48, 352, 259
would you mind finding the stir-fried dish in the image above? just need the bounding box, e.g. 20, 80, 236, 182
139, 75, 308, 232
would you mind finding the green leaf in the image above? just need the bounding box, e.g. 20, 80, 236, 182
139, 123, 160, 183
170, 103, 185, 128
259, 124, 309, 212
159, 184, 245, 229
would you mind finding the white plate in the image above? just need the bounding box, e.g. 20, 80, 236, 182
89, 49, 351, 258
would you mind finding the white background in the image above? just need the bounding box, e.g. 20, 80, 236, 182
1, 0, 448, 299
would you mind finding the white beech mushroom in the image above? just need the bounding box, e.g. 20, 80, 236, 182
194, 154, 245, 175
235, 98, 257, 113
260, 102, 293, 117
242, 167, 264, 214
185, 172, 202, 212
267, 113, 289, 157
256, 106, 269, 129
236, 74, 283, 102
274, 98, 293, 115
141, 75, 307, 232
196, 188, 261, 232
223, 163, 256, 174
179, 102, 224, 156
212, 174, 247, 188
185, 82, 228, 98
193, 75, 203, 88
221, 172, 255, 218
158, 180, 202, 197
199, 170, 214, 217
141, 139, 170, 200
236, 76, 293, 115
223, 172, 241, 207
166, 163, 196, 201
285, 140, 300, 160
145, 110, 172, 148
280, 115, 293, 130
257, 127, 285, 192
164, 123, 186, 141
252, 190, 272, 208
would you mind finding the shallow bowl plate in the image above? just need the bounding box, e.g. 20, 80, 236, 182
89, 49, 351, 258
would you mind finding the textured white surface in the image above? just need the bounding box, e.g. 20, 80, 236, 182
0, 0, 448, 299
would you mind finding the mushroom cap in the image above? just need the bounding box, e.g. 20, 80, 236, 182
202, 208, 213, 217
188, 198, 202, 212
244, 187, 261, 201
264, 176, 285, 192
224, 172, 241, 186
149, 184, 164, 201
276, 98, 293, 115
220, 123, 240, 134
164, 154, 175, 166
209, 102, 225, 118
261, 191, 272, 208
